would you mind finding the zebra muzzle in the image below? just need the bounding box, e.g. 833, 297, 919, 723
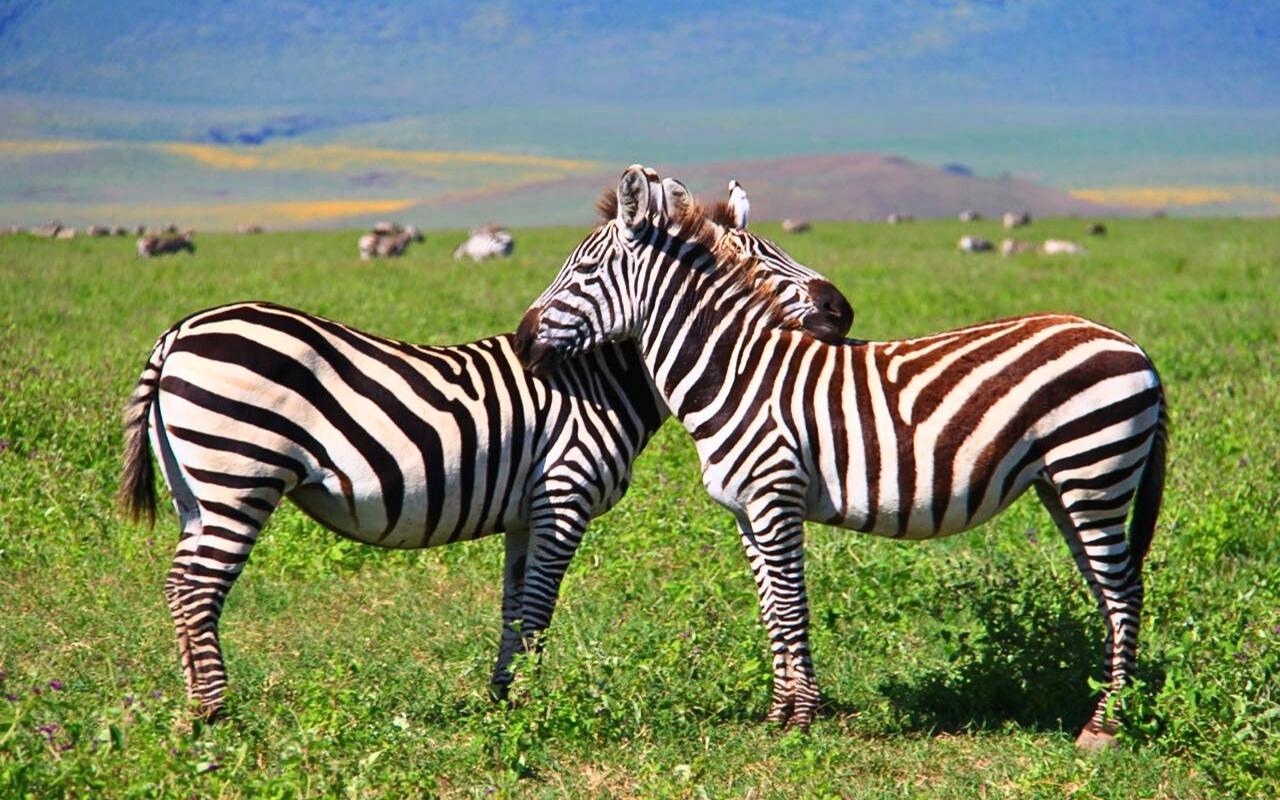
802, 279, 854, 343
514, 308, 563, 376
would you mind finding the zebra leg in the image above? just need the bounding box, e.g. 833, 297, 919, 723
738, 508, 817, 731
490, 528, 530, 700
496, 501, 592, 693
738, 524, 791, 724
1035, 480, 1143, 750
169, 506, 271, 721
164, 528, 200, 705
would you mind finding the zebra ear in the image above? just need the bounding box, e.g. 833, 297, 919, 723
661, 178, 693, 224
616, 165, 650, 231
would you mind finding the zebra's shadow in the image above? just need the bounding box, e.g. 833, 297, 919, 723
870, 609, 1166, 736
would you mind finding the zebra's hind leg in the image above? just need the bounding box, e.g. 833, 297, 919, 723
1034, 477, 1144, 751
164, 528, 200, 706
169, 501, 273, 721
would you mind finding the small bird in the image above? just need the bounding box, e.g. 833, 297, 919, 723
727, 179, 750, 229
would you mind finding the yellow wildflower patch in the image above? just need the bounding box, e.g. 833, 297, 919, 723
1070, 185, 1280, 208
159, 142, 598, 175
0, 139, 103, 158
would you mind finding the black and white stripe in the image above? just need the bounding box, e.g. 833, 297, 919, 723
518, 165, 1167, 749
120, 181, 853, 721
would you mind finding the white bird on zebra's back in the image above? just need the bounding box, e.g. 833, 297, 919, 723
727, 180, 750, 229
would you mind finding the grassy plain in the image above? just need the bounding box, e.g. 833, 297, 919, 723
1, 217, 1278, 797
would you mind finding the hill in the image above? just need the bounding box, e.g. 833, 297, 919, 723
0, 142, 1118, 230
412, 153, 1118, 228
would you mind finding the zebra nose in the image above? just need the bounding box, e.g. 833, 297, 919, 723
514, 308, 562, 375
805, 279, 854, 343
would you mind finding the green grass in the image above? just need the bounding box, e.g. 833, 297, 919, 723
2, 218, 1278, 798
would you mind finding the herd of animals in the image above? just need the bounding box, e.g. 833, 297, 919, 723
952, 210, 1103, 255
7, 207, 1107, 262
4, 219, 519, 262
111, 166, 1166, 753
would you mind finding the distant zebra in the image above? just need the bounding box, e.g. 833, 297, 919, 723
119, 179, 853, 722
517, 165, 1167, 750
1000, 238, 1036, 257
1041, 238, 1087, 256
454, 224, 514, 261
957, 235, 993, 252
1003, 211, 1032, 229
137, 232, 195, 257
375, 230, 413, 258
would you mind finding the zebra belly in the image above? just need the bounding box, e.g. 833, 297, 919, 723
285, 482, 513, 548
284, 443, 530, 548
815, 480, 1035, 540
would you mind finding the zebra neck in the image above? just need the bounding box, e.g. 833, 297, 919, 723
634, 271, 778, 428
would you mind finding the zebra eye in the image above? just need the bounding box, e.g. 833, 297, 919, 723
574, 257, 599, 274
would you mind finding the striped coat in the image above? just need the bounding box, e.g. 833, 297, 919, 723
120, 183, 853, 722
517, 165, 1166, 750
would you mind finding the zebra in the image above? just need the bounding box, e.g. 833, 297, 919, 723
118, 178, 854, 723
138, 231, 195, 258
453, 224, 515, 262
515, 165, 1168, 750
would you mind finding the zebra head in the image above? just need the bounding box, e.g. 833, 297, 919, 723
516, 165, 852, 375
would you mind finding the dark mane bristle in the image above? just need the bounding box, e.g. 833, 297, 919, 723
595, 188, 618, 222
705, 200, 736, 228
590, 176, 804, 333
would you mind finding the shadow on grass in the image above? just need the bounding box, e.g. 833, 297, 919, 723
873, 572, 1167, 737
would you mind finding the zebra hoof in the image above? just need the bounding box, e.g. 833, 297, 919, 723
765, 703, 792, 727
785, 708, 815, 733
1075, 724, 1118, 751
192, 700, 224, 725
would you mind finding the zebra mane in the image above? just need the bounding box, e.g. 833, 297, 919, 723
593, 186, 806, 334
594, 188, 736, 235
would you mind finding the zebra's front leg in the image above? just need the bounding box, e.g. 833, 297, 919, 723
738, 510, 818, 731
491, 503, 590, 698
490, 528, 530, 700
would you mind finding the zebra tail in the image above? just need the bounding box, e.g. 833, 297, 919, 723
1128, 395, 1169, 571
118, 333, 171, 527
